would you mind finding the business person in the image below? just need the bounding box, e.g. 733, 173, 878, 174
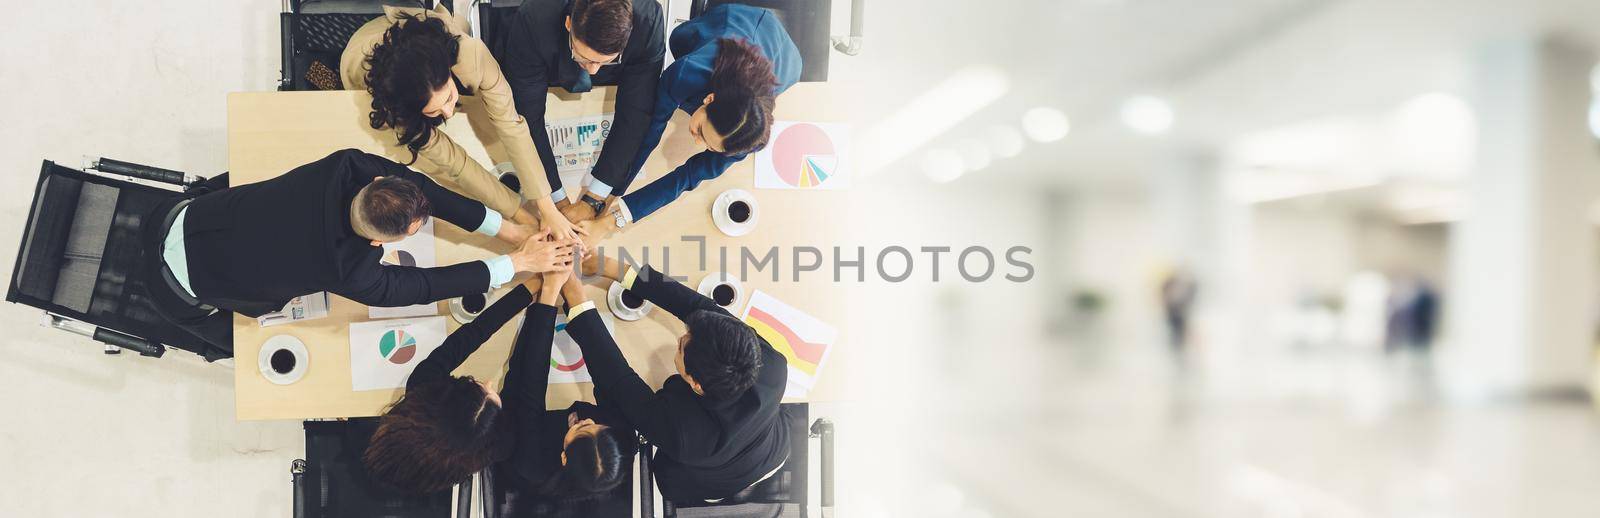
497, 0, 665, 220
341, 3, 582, 241
140, 149, 575, 354
558, 253, 788, 501
365, 268, 635, 498
559, 4, 801, 229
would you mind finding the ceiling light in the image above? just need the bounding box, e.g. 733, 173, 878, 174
1021, 107, 1071, 143
1121, 95, 1174, 135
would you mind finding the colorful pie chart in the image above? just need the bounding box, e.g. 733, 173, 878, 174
771, 123, 836, 188
378, 329, 418, 365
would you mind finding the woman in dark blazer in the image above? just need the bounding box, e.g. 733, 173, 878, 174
362, 268, 635, 500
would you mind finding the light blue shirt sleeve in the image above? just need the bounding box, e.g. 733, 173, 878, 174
474, 207, 503, 237
587, 178, 616, 199
551, 186, 568, 203
482, 255, 515, 288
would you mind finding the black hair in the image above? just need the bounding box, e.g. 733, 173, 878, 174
559, 425, 636, 497
365, 376, 509, 494
705, 38, 778, 156
364, 15, 459, 165
571, 0, 634, 55
682, 310, 763, 400
357, 176, 433, 238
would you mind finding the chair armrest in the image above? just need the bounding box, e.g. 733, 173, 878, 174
455, 475, 474, 518
639, 436, 655, 518
291, 459, 307, 518
810, 418, 834, 509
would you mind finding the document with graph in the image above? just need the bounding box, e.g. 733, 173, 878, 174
545, 113, 616, 175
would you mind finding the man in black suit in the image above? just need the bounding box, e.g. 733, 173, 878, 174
498, 0, 665, 219
556, 254, 789, 502
140, 149, 577, 354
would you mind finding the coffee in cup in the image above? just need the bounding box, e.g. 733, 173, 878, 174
462, 293, 486, 314
728, 200, 751, 223
620, 289, 644, 310
270, 348, 296, 375
712, 284, 736, 306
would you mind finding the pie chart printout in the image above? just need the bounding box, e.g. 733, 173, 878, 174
349, 316, 448, 391
378, 329, 417, 365
754, 121, 850, 190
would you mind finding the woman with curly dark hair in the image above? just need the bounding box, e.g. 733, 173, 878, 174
364, 266, 635, 499
557, 4, 801, 229
340, 4, 583, 243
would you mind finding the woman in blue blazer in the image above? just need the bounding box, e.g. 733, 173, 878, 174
561, 4, 802, 224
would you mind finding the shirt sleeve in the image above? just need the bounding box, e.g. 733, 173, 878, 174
474, 207, 503, 236
481, 255, 516, 288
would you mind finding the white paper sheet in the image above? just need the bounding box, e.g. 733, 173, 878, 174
349, 316, 449, 391
545, 113, 617, 175
740, 290, 839, 390
753, 121, 851, 191
369, 219, 440, 319
546, 312, 605, 384
257, 292, 330, 327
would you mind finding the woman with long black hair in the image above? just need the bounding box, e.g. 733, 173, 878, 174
341, 4, 583, 242
363, 265, 634, 500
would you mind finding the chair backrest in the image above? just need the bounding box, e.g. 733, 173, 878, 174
280, 12, 384, 91
688, 0, 830, 82
661, 403, 812, 517
478, 426, 637, 518
478, 0, 526, 62
6, 161, 217, 358
299, 419, 457, 518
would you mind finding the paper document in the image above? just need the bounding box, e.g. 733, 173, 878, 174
741, 290, 839, 391
754, 121, 850, 191
349, 316, 449, 391
545, 114, 616, 175
258, 292, 330, 327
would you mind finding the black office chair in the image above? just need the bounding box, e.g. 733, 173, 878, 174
279, 1, 452, 91
6, 157, 231, 361
688, 0, 866, 82
646, 403, 836, 518
475, 444, 638, 518
292, 418, 474, 518
476, 0, 525, 60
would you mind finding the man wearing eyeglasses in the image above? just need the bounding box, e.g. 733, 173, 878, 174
500, 0, 665, 223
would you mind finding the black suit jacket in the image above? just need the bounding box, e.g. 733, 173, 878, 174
500, 0, 666, 193
566, 266, 788, 501
410, 285, 633, 499
182, 149, 494, 317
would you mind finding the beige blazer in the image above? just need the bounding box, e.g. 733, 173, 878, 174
341, 4, 549, 217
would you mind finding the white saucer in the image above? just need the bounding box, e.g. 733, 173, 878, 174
449, 292, 491, 324
712, 189, 759, 237
258, 334, 309, 386
607, 282, 654, 321
697, 272, 745, 310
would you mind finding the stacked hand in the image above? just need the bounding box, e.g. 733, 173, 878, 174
535, 256, 572, 305
509, 229, 579, 274
560, 201, 597, 225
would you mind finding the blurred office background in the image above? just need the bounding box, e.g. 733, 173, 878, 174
7, 0, 1600, 516
842, 0, 1600, 516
